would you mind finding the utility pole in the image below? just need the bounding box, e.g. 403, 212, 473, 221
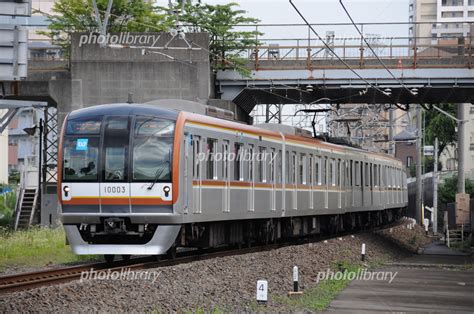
415, 104, 423, 224
389, 107, 394, 155
433, 137, 438, 234
457, 104, 467, 194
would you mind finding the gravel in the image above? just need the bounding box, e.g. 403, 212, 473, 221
1, 222, 418, 312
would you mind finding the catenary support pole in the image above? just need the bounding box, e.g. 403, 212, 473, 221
433, 137, 438, 234
415, 105, 422, 223
457, 104, 467, 194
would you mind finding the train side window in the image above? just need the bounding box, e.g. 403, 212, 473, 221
354, 161, 359, 186
248, 144, 254, 182
292, 152, 297, 185
300, 153, 306, 185
222, 140, 229, 180
308, 154, 313, 185
315, 157, 321, 185
349, 160, 354, 186
192, 136, 201, 179
206, 138, 217, 180
365, 162, 369, 187
259, 146, 266, 183
322, 157, 327, 185
277, 150, 282, 184
270, 148, 276, 183
234, 142, 243, 181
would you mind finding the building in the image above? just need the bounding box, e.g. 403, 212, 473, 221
409, 0, 474, 47
409, 0, 437, 47
8, 108, 43, 176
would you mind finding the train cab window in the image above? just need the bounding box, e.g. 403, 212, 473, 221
103, 116, 130, 182
133, 117, 174, 182
259, 146, 267, 183
63, 137, 100, 182
234, 143, 243, 181
63, 117, 102, 182
206, 138, 217, 180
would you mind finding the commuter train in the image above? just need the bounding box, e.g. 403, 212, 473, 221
58, 99, 407, 260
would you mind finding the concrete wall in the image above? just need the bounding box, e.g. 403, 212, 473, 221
63, 32, 211, 124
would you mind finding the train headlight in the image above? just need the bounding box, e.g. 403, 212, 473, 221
63, 186, 70, 197
163, 185, 171, 197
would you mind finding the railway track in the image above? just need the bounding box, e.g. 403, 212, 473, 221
0, 221, 403, 294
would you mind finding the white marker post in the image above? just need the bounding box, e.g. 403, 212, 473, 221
361, 243, 366, 261
288, 266, 303, 296
256, 280, 268, 304
293, 266, 299, 292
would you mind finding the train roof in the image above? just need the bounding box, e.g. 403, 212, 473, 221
66, 102, 402, 166
67, 103, 179, 121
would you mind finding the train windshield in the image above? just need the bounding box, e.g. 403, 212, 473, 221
63, 117, 102, 181
132, 117, 175, 182
62, 115, 175, 183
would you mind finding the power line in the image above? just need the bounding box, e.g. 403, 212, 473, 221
338, 0, 418, 99
288, 0, 393, 101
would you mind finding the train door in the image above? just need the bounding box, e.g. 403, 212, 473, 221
100, 116, 131, 214
192, 136, 202, 214
248, 144, 255, 211
360, 161, 365, 207
222, 140, 230, 213
270, 148, 276, 211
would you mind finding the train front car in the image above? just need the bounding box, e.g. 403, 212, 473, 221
58, 104, 182, 259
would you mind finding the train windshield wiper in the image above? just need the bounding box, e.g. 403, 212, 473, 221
147, 149, 171, 190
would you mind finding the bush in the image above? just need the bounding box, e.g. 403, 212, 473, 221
0, 191, 16, 227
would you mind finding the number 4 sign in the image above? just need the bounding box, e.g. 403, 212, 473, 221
256, 280, 268, 303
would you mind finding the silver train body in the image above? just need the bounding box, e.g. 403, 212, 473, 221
58, 100, 407, 256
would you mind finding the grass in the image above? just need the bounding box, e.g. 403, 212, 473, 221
0, 226, 99, 271
272, 261, 361, 312
0, 191, 16, 227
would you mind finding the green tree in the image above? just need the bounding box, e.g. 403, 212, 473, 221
439, 176, 474, 204
176, 2, 261, 76
40, 0, 172, 54
424, 104, 457, 158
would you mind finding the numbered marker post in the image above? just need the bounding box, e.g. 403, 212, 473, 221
361, 243, 366, 262
256, 280, 268, 303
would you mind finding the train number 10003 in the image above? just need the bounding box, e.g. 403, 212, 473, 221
104, 186, 126, 194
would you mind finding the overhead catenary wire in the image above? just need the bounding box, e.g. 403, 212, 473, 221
338, 0, 418, 98
288, 0, 393, 100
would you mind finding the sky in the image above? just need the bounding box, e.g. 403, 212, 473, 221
156, 0, 410, 39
